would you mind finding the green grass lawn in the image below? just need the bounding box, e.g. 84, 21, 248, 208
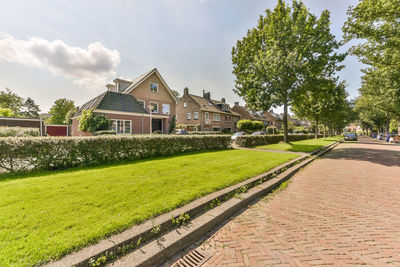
0, 149, 298, 266
254, 136, 343, 153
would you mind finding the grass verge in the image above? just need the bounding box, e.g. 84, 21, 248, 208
254, 136, 342, 152
0, 149, 298, 266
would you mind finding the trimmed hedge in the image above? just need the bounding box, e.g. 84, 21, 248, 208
0, 127, 40, 137
235, 134, 324, 147
0, 135, 231, 173
188, 131, 223, 135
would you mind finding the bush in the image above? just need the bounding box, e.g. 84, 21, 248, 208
152, 130, 162, 134
237, 120, 264, 133
0, 127, 40, 137
0, 135, 232, 173
235, 134, 324, 147
78, 109, 111, 133
266, 126, 279, 134
188, 131, 223, 135
93, 130, 116, 136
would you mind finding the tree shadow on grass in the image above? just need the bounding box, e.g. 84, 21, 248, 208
323, 146, 400, 168
287, 144, 323, 153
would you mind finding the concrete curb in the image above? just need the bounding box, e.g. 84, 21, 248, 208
47, 141, 340, 267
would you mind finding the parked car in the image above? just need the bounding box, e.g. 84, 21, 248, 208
251, 131, 267, 136
231, 132, 246, 140
174, 129, 188, 135
377, 134, 383, 140
344, 133, 357, 141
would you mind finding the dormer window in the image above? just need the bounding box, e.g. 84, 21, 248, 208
150, 83, 158, 92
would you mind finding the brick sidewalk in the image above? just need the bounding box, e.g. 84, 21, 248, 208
172, 137, 400, 266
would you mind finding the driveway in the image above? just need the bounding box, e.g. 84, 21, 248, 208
169, 136, 400, 266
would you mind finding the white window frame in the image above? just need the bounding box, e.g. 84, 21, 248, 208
162, 104, 170, 115
187, 112, 191, 120
193, 112, 199, 120
137, 100, 145, 110
149, 102, 159, 114
184, 102, 187, 108
213, 113, 221, 121
111, 119, 132, 134
150, 82, 158, 92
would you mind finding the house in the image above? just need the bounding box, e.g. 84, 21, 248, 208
231, 102, 270, 129
71, 68, 177, 135
175, 88, 240, 132
263, 110, 282, 129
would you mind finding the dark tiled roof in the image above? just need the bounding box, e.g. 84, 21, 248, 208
187, 94, 240, 116
76, 91, 147, 116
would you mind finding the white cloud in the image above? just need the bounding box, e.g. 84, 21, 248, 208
0, 33, 120, 88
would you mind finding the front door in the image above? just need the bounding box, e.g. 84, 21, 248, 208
152, 118, 162, 133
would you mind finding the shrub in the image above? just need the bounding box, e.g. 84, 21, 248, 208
235, 134, 324, 147
266, 126, 279, 134
237, 119, 254, 133
188, 131, 222, 135
0, 135, 232, 173
78, 109, 111, 133
237, 120, 264, 133
0, 127, 40, 137
93, 130, 116, 136
152, 130, 162, 134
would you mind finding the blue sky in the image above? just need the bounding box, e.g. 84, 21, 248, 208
0, 0, 361, 113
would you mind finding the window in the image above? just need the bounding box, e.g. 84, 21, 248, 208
225, 115, 231, 122
213, 113, 220, 121
162, 104, 170, 115
111, 120, 132, 134
150, 83, 158, 92
193, 112, 199, 120
184, 102, 187, 108
187, 112, 191, 120
205, 128, 209, 131
150, 102, 158, 114
137, 100, 145, 110
212, 127, 221, 131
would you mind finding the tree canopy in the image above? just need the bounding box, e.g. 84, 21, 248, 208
46, 98, 75, 125
232, 0, 345, 142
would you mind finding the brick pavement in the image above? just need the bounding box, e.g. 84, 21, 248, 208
171, 137, 400, 266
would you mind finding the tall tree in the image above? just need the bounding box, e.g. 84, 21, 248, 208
343, 0, 400, 119
0, 88, 24, 115
22, 97, 41, 118
232, 0, 345, 142
46, 98, 75, 125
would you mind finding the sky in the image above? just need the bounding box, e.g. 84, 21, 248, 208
0, 0, 362, 113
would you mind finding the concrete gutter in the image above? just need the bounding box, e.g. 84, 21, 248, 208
46, 141, 340, 267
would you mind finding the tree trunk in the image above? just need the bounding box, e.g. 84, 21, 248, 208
283, 102, 289, 143
315, 119, 319, 139
323, 124, 326, 138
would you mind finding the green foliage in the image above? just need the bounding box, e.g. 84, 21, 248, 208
236, 134, 323, 147
0, 88, 24, 115
232, 0, 345, 142
0, 127, 40, 137
46, 98, 75, 125
237, 119, 263, 133
171, 213, 190, 226
93, 130, 116, 136
266, 126, 279, 134
21, 97, 40, 118
0, 107, 14, 117
343, 0, 400, 125
169, 115, 176, 134
64, 106, 78, 125
78, 109, 111, 133
0, 135, 232, 172
0, 149, 297, 266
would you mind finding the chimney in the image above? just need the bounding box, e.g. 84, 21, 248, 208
184, 87, 189, 95
221, 98, 226, 103
203, 91, 210, 100
234, 102, 239, 106
106, 84, 116, 92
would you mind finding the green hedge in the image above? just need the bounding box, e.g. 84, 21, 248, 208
188, 131, 223, 135
0, 135, 231, 173
0, 127, 40, 137
235, 134, 324, 147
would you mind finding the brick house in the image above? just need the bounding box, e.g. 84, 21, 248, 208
72, 68, 177, 136
231, 102, 270, 129
175, 88, 240, 132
